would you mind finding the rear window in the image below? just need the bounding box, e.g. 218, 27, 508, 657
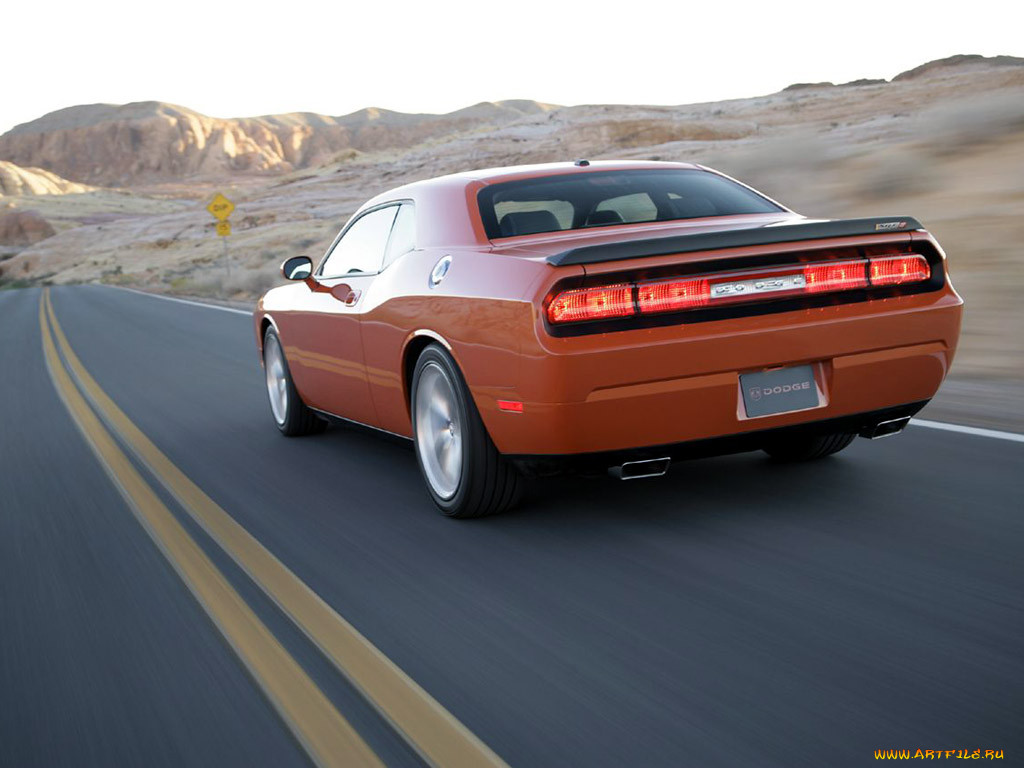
478, 169, 783, 239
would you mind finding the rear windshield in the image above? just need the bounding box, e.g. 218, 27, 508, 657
478, 169, 783, 239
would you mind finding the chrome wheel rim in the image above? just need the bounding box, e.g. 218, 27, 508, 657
414, 362, 462, 500
264, 334, 288, 426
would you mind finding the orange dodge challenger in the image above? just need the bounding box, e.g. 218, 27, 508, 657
254, 161, 963, 517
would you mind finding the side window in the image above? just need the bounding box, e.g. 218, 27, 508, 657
319, 206, 399, 277
383, 203, 416, 270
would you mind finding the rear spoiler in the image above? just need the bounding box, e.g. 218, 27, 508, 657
546, 216, 924, 267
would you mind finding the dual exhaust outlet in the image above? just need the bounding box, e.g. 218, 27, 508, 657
608, 457, 671, 480
859, 416, 912, 440
607, 417, 911, 479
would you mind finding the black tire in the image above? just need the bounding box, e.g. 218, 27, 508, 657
762, 431, 856, 462
411, 344, 522, 518
263, 327, 326, 437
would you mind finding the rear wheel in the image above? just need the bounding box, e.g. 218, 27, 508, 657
411, 344, 521, 518
263, 327, 325, 436
762, 431, 856, 462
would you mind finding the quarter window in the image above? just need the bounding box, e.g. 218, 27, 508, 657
320, 206, 399, 277
383, 203, 416, 269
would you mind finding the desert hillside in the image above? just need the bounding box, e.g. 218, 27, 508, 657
1, 54, 1022, 383
0, 100, 555, 186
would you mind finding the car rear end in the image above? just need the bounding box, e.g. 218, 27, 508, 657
467, 164, 962, 469
495, 228, 958, 460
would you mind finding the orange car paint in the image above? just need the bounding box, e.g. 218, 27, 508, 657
255, 161, 962, 456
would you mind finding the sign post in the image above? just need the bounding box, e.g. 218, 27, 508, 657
206, 193, 235, 294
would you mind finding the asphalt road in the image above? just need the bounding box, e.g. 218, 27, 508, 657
2, 284, 1021, 767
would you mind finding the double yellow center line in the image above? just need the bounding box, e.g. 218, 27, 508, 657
40, 289, 508, 768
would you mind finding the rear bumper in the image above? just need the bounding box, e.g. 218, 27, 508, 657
510, 400, 929, 476
476, 287, 962, 455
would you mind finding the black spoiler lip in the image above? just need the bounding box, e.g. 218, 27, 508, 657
545, 216, 924, 267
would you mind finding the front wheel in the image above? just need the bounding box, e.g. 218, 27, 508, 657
411, 344, 521, 518
263, 327, 326, 436
762, 431, 856, 462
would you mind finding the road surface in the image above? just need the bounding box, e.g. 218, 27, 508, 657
2, 284, 1021, 767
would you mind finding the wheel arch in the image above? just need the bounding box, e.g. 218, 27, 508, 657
256, 314, 283, 371
258, 312, 280, 346
260, 314, 280, 337
401, 330, 455, 416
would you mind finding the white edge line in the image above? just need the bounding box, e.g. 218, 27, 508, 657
911, 418, 1024, 444
103, 284, 253, 316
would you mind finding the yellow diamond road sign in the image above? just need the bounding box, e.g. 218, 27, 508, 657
216, 220, 231, 237
207, 193, 234, 221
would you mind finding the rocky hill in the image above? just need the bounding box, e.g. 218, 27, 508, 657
892, 53, 1024, 80
0, 100, 555, 186
0, 161, 91, 195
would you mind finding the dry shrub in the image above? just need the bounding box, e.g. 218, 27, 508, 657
174, 266, 280, 299
332, 148, 362, 164
227, 268, 279, 295
294, 237, 321, 252
176, 273, 223, 297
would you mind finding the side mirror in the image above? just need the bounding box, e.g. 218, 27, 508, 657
282, 256, 313, 281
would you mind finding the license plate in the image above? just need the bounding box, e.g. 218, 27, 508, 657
740, 365, 820, 418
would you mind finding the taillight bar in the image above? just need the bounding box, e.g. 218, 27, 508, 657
546, 254, 930, 324
869, 254, 931, 286
637, 277, 710, 313
803, 259, 868, 294
547, 283, 634, 324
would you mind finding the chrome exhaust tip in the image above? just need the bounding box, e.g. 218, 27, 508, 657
859, 416, 912, 440
609, 457, 671, 480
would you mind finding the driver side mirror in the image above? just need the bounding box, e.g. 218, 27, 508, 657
282, 256, 313, 281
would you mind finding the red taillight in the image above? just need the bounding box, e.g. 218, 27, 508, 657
547, 283, 634, 324
545, 252, 932, 324
497, 400, 524, 413
803, 260, 868, 293
637, 278, 710, 313
868, 254, 930, 286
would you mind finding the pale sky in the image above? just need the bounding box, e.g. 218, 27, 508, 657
4, 0, 1020, 134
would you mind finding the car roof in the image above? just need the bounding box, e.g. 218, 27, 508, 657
442, 159, 701, 183
366, 160, 704, 203
394, 160, 701, 192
